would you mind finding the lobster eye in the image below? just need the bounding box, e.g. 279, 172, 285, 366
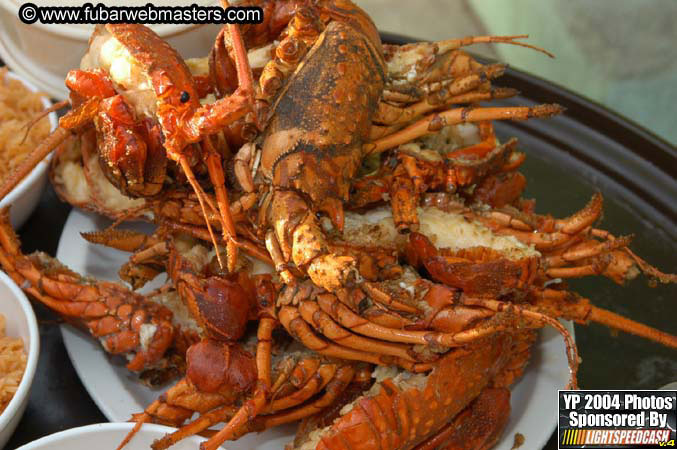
180, 91, 190, 103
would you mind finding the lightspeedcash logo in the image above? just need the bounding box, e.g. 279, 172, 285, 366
559, 390, 676, 449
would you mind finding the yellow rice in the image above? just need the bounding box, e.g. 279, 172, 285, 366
0, 67, 51, 183
0, 313, 26, 414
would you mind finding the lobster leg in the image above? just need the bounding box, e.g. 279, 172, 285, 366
268, 363, 337, 412
151, 355, 344, 450
82, 228, 169, 289
462, 296, 579, 388
200, 317, 275, 450
279, 305, 415, 369
203, 138, 239, 271
491, 192, 603, 236
361, 281, 421, 313
479, 193, 603, 251
255, 364, 355, 429
554, 193, 604, 233
545, 236, 633, 267
545, 262, 611, 279
315, 289, 516, 349
278, 277, 567, 376
150, 406, 237, 450
479, 195, 660, 284
118, 339, 257, 450
408, 226, 677, 353
298, 299, 419, 362
272, 356, 316, 394
81, 228, 163, 253
591, 228, 677, 284
364, 104, 564, 155
373, 65, 508, 126
385, 35, 552, 88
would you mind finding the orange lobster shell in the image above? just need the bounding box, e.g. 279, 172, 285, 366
294, 334, 513, 449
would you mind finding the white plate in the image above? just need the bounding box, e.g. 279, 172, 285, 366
17, 422, 222, 450
58, 208, 572, 449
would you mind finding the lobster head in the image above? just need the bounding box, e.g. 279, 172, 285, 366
100, 24, 202, 155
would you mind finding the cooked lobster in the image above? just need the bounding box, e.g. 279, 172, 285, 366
1, 1, 675, 449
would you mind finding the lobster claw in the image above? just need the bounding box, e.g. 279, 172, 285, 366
318, 197, 345, 232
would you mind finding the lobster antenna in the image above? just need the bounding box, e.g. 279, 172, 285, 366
0, 127, 71, 201
588, 306, 677, 349
177, 155, 225, 269
19, 100, 69, 145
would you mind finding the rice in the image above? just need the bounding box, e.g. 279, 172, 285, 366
0, 67, 51, 184
0, 313, 27, 414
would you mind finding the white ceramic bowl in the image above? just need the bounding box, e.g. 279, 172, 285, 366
0, 70, 58, 229
0, 270, 40, 449
16, 422, 224, 450
0, 0, 224, 100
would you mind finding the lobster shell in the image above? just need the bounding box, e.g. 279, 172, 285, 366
259, 19, 386, 223
292, 334, 512, 449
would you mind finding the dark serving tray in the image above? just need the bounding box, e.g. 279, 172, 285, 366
4, 33, 676, 449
